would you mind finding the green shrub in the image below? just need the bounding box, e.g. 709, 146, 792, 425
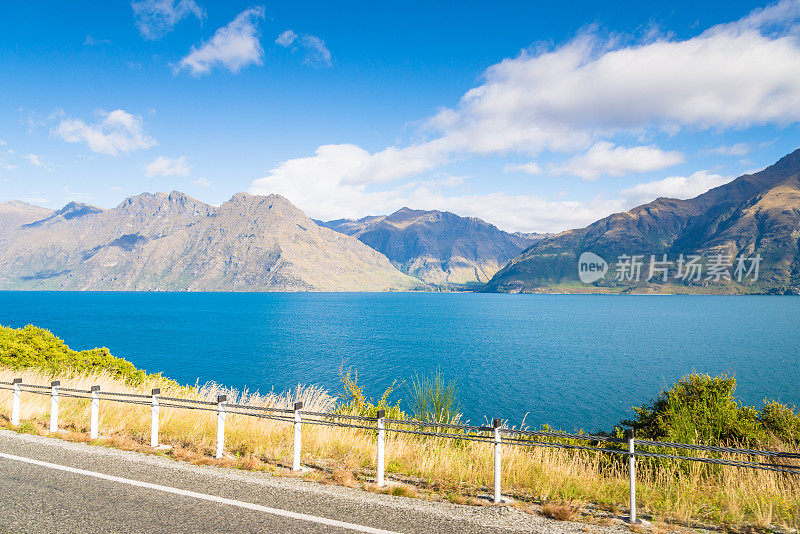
622, 373, 800, 447
760, 400, 800, 444
0, 324, 148, 385
336, 367, 406, 419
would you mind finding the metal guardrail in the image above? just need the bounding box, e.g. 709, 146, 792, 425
1, 379, 799, 523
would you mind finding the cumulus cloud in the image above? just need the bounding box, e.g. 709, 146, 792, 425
23, 153, 46, 168
250, 0, 800, 232
550, 142, 684, 180
251, 142, 737, 232
53, 109, 156, 156
276, 30, 332, 67
620, 170, 733, 205
427, 0, 800, 156
193, 177, 211, 187
145, 156, 190, 177
177, 7, 265, 75
250, 144, 625, 232
132, 0, 204, 40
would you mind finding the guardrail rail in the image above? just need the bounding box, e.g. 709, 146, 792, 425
2, 378, 799, 523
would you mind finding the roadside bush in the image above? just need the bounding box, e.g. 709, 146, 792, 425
760, 400, 800, 444
0, 324, 148, 385
336, 367, 406, 419
622, 372, 800, 447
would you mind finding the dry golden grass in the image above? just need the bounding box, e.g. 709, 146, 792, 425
1, 367, 798, 531
542, 501, 580, 521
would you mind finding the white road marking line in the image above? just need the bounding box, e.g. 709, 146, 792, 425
0, 451, 399, 534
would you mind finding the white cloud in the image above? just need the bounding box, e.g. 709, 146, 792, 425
504, 162, 541, 174
84, 35, 112, 46
132, 0, 204, 40
193, 177, 211, 187
709, 143, 751, 156
621, 170, 733, 205
176, 7, 265, 75
276, 30, 332, 67
23, 153, 46, 168
299, 35, 332, 67
275, 30, 297, 47
249, 144, 624, 232
551, 142, 684, 180
426, 0, 800, 156
23, 197, 49, 205
53, 109, 156, 156
249, 1, 800, 232
146, 156, 190, 177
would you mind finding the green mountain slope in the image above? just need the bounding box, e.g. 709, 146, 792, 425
485, 148, 800, 294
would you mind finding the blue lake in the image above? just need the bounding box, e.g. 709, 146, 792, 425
0, 292, 798, 431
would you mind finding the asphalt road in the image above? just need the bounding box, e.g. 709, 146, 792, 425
0, 430, 627, 533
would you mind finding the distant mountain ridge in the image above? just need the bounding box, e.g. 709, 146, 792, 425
0, 200, 53, 235
486, 148, 800, 294
319, 208, 544, 286
0, 192, 422, 292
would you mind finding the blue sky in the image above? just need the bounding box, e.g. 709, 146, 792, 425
2, 1, 800, 232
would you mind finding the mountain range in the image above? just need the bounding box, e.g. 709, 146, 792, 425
318, 208, 545, 286
486, 148, 800, 294
0, 192, 422, 292
3, 148, 800, 294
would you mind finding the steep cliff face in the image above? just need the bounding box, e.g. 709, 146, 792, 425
320, 208, 541, 286
486, 149, 800, 294
0, 191, 423, 292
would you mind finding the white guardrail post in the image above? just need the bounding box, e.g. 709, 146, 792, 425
215, 395, 227, 459
493, 418, 502, 504
11, 378, 22, 426
49, 380, 60, 432
376, 409, 385, 486
293, 402, 303, 471
626, 428, 637, 523
150, 388, 160, 448
90, 385, 100, 439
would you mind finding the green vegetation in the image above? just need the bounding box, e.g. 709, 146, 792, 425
623, 372, 800, 447
407, 369, 462, 425
0, 324, 151, 385
336, 366, 464, 426
336, 367, 406, 419
3, 324, 797, 450
1, 325, 798, 529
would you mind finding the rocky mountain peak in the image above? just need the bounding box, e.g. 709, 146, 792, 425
116, 191, 214, 219
221, 192, 303, 221
23, 201, 103, 228
766, 147, 800, 175
321, 207, 540, 286
0, 190, 420, 292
